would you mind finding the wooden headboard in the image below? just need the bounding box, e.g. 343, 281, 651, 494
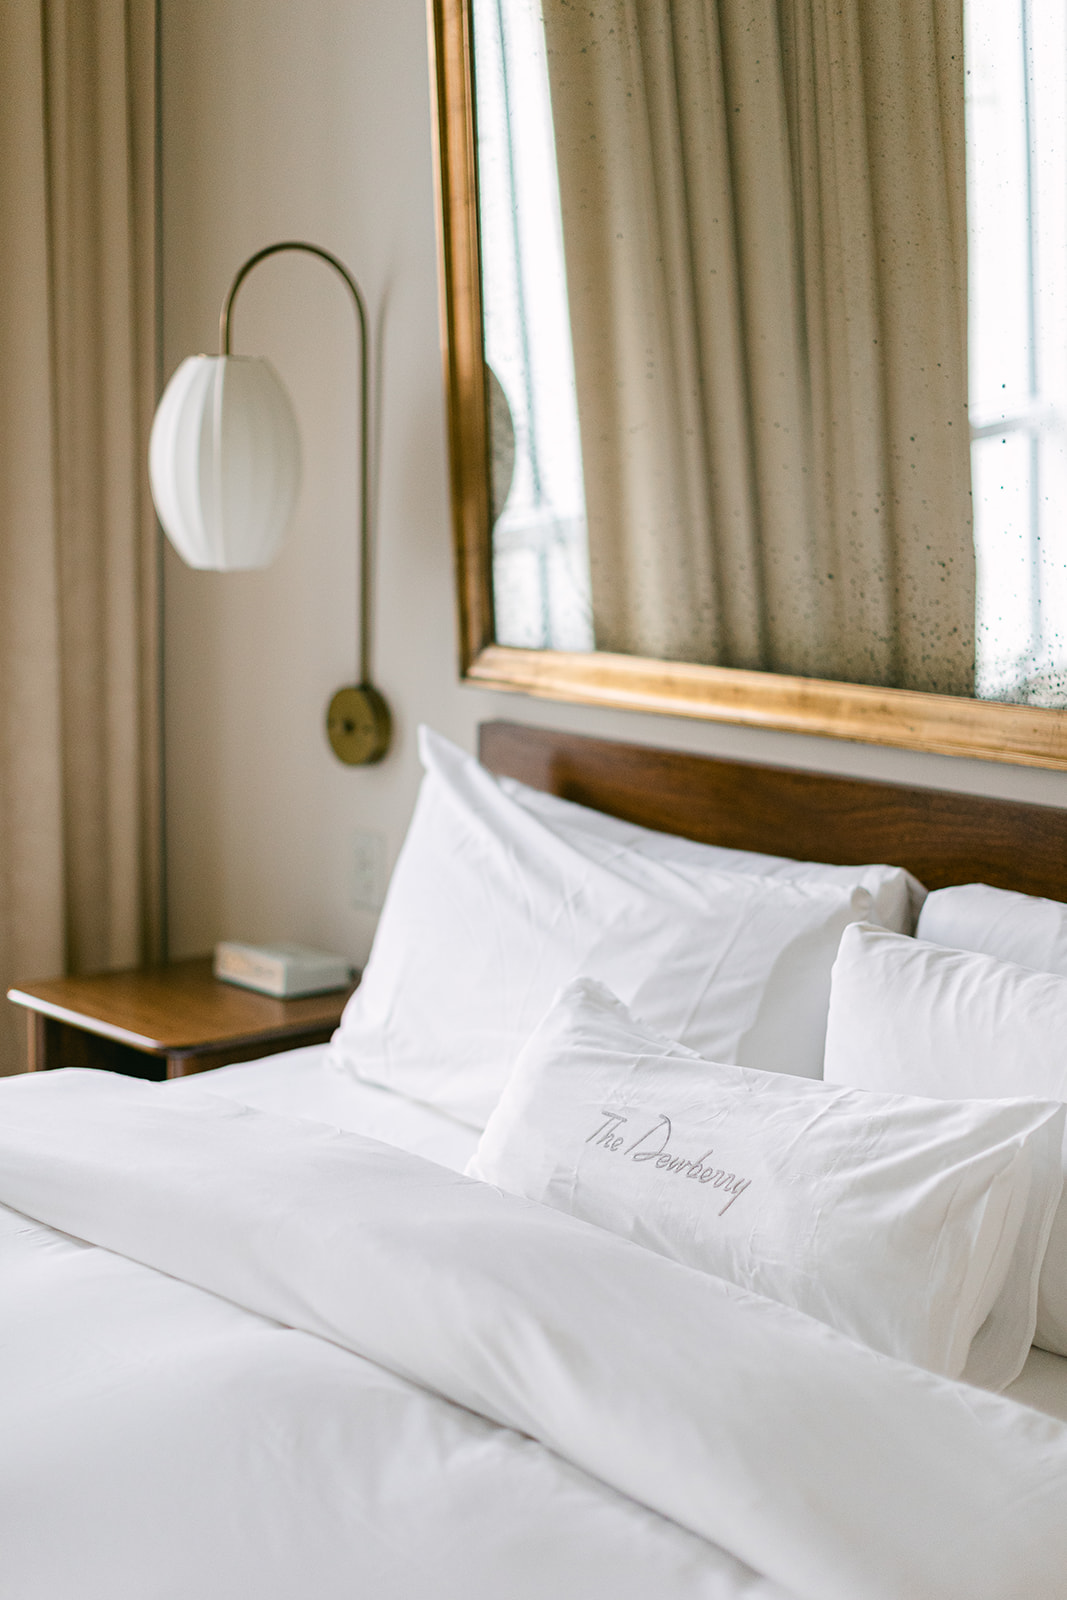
479, 721, 1067, 900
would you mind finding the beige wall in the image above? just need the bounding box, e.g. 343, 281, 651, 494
161, 0, 1067, 969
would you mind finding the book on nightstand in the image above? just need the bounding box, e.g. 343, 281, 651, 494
213, 942, 354, 999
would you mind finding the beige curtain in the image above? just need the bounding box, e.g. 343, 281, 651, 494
544, 0, 974, 692
0, 0, 162, 1074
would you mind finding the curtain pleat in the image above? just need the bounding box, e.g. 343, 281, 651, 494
544, 0, 974, 693
0, 0, 161, 1074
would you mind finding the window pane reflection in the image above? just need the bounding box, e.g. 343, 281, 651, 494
968, 0, 1067, 705
473, 0, 594, 652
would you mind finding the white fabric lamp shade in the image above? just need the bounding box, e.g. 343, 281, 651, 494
149, 355, 301, 570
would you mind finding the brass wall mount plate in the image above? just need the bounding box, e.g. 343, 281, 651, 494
326, 684, 392, 765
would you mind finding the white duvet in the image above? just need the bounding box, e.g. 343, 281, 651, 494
3, 1072, 1067, 1600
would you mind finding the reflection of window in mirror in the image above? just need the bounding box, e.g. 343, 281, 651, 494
473, 0, 1067, 705
968, 0, 1067, 706
472, 0, 593, 651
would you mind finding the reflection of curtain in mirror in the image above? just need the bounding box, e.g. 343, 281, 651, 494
543, 0, 974, 692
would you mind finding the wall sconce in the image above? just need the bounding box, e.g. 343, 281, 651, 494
148, 241, 391, 766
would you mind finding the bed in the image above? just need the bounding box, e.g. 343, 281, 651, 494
4, 720, 1067, 1600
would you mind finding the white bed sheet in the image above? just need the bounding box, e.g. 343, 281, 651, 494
6, 1070, 1067, 1600
173, 1046, 1067, 1427
161, 1044, 480, 1170
1006, 1346, 1067, 1421
2, 1196, 778, 1600
8, 1061, 784, 1600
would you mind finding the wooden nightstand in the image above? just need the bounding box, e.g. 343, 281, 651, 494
6, 957, 358, 1080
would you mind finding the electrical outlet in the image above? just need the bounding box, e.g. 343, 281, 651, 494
351, 830, 387, 911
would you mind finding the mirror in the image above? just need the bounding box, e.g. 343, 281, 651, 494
430, 0, 1067, 768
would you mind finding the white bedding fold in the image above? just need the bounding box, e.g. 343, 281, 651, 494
2, 1070, 1067, 1600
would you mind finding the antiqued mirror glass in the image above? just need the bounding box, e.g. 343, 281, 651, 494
432, 0, 1067, 766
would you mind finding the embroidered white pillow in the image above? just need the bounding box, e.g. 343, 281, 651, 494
917, 881, 1067, 975
469, 978, 1065, 1388
824, 922, 1067, 1359
328, 728, 875, 1127
502, 773, 925, 932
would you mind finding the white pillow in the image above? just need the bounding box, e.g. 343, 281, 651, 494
504, 773, 925, 932
328, 728, 875, 1127
917, 881, 1067, 975
469, 978, 1064, 1388
824, 923, 1067, 1358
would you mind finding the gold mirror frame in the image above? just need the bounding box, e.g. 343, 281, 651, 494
428, 0, 1067, 771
